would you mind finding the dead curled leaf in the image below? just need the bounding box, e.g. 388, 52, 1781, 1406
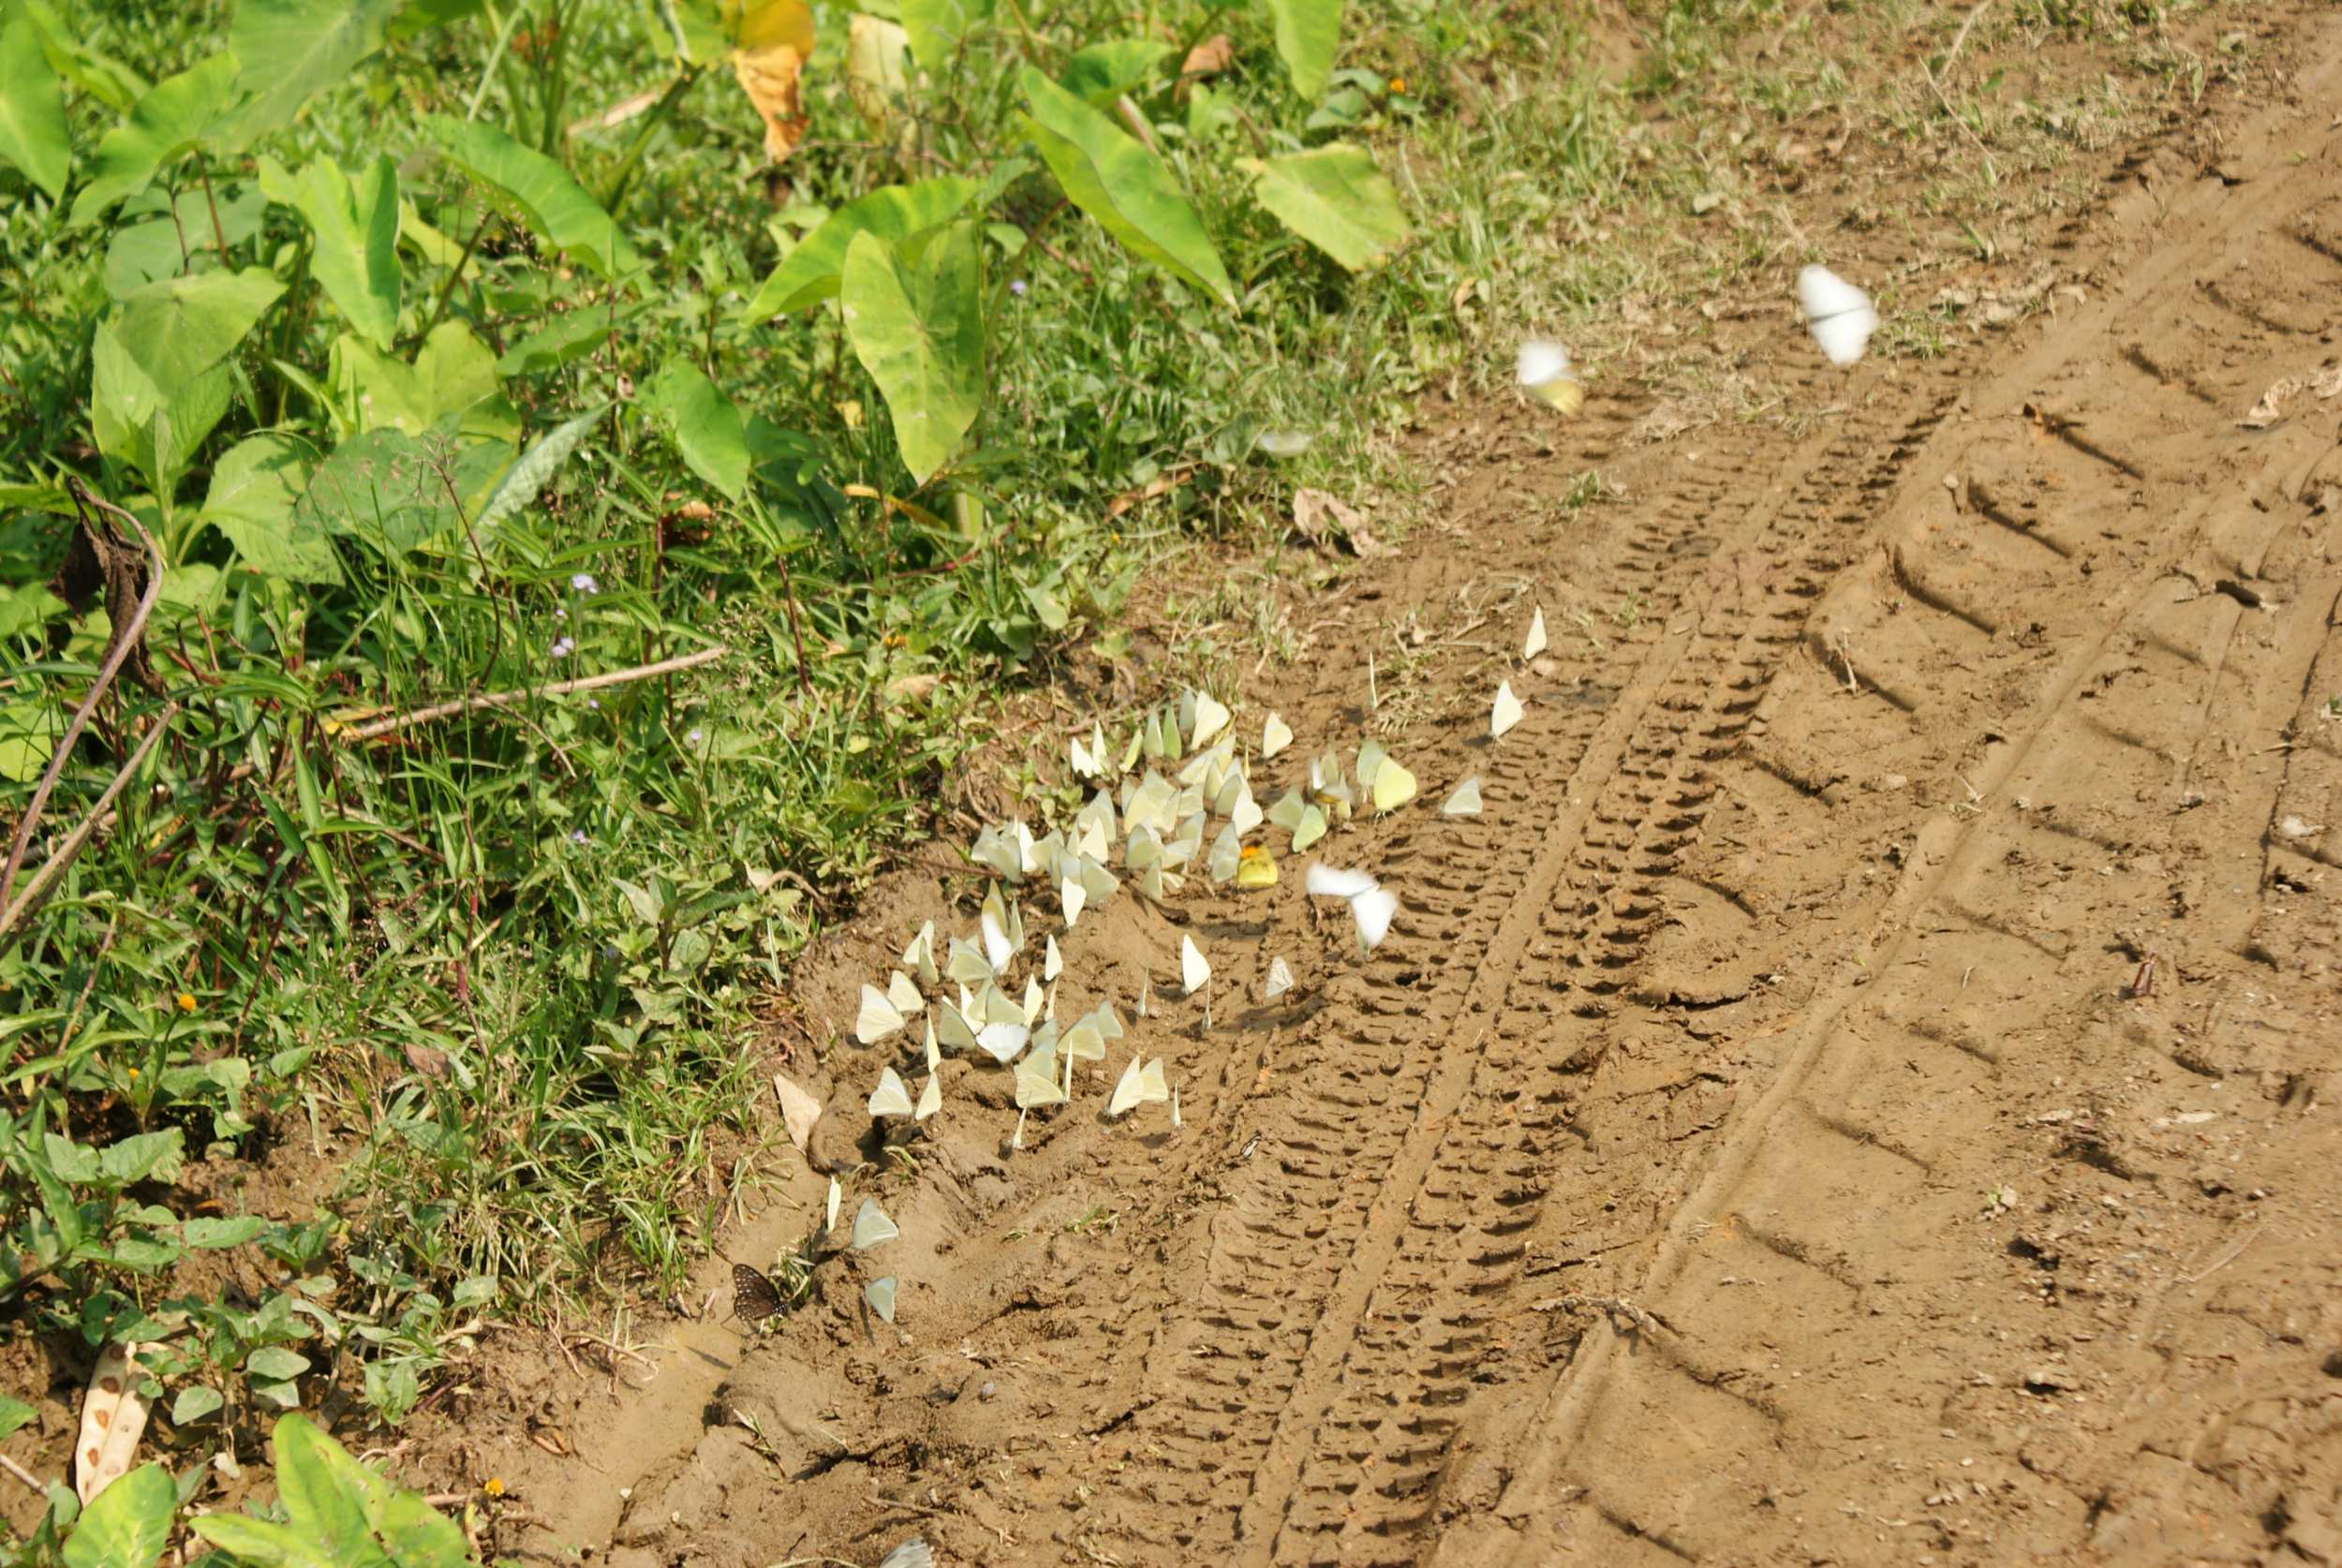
2238, 362, 2342, 429
1104, 465, 1197, 520
1291, 488, 1386, 557
77, 1342, 151, 1504
773, 1071, 823, 1154
1180, 33, 1235, 88
728, 0, 815, 163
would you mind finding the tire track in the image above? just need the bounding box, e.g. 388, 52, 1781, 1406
1433, 30, 2342, 1561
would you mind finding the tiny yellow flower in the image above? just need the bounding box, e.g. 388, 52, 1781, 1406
1388, 77, 1406, 94
175, 992, 197, 1013
482, 1476, 506, 1498
126, 1068, 140, 1082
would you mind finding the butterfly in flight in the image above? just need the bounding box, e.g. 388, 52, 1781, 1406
732, 1262, 784, 1324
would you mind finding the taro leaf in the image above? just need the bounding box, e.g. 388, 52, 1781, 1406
197, 1413, 468, 1567
1060, 38, 1172, 106
743, 176, 978, 318
267, 155, 401, 349
204, 434, 340, 584
329, 321, 509, 440
1017, 67, 1232, 306
0, 1393, 35, 1442
0, 4, 70, 200
644, 360, 749, 500
109, 268, 287, 392
498, 303, 633, 377
294, 425, 509, 554
68, 52, 243, 227
1267, 0, 1341, 101
899, 0, 994, 71
421, 112, 640, 281
59, 1460, 173, 1568
89, 327, 232, 499
1239, 142, 1408, 271
103, 185, 268, 297
226, 0, 404, 150
841, 223, 984, 485
20, 2, 148, 111
473, 403, 610, 535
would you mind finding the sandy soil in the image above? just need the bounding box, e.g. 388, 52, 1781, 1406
18, 6, 2341, 1566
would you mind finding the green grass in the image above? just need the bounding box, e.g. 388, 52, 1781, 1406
0, 0, 2245, 1525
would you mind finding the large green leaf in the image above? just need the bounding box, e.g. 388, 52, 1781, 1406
1241, 143, 1408, 271
645, 361, 749, 500
293, 425, 509, 554
68, 52, 243, 227
262, 155, 400, 348
227, 0, 403, 149
90, 326, 233, 499
743, 176, 977, 318
899, 0, 994, 71
20, 2, 147, 111
1267, 0, 1341, 100
203, 434, 341, 584
0, 4, 70, 200
103, 185, 268, 297
110, 267, 286, 392
329, 321, 508, 440
842, 223, 985, 485
60, 1461, 175, 1568
421, 113, 640, 282
1016, 67, 1232, 306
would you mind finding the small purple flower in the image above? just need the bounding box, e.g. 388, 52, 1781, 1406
570, 830, 588, 845
602, 943, 620, 961
1009, 279, 1028, 297
553, 605, 566, 620
550, 635, 576, 658
586, 698, 600, 710
687, 728, 704, 746
571, 572, 600, 593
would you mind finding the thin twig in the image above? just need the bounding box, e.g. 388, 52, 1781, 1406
0, 484, 165, 912
0, 704, 178, 948
0, 1451, 49, 1495
334, 644, 730, 741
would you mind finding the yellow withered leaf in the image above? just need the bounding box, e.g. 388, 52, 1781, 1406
727, 0, 815, 164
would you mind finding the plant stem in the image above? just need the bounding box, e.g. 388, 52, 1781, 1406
422, 212, 491, 341
598, 65, 704, 215
196, 155, 231, 264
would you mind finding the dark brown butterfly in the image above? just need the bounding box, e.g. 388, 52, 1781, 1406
732, 1262, 783, 1324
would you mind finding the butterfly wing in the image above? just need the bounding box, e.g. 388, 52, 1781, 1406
733, 1263, 783, 1322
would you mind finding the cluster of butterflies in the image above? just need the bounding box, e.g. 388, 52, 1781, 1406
733, 1180, 902, 1326
1516, 263, 1880, 409
756, 612, 1557, 1330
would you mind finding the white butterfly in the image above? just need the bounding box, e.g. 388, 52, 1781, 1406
867, 1067, 913, 1118
854, 979, 917, 1044
1044, 934, 1063, 982
1490, 680, 1525, 739
914, 1072, 941, 1120
1523, 606, 1547, 660
1180, 934, 1210, 996
1798, 264, 1878, 367
1184, 689, 1232, 749
1441, 777, 1483, 817
1107, 1055, 1170, 1117
1305, 862, 1398, 953
1263, 955, 1294, 999
865, 1276, 898, 1324
1262, 712, 1294, 759
849, 1198, 897, 1251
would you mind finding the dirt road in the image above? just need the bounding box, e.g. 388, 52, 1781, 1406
472, 10, 2342, 1566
